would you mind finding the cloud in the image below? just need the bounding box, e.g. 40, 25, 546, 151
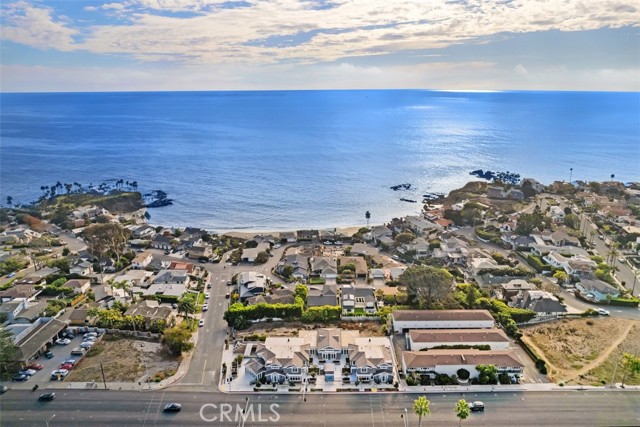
514, 63, 528, 76
1, 1, 78, 51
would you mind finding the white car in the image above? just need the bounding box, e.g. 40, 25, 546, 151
202, 304, 209, 311
80, 341, 94, 349
273, 244, 281, 249
198, 319, 205, 327
51, 369, 69, 376
83, 332, 98, 339
205, 293, 210, 299
597, 308, 610, 316
55, 338, 71, 345
83, 336, 97, 342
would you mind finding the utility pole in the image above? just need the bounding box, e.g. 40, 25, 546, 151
100, 362, 107, 389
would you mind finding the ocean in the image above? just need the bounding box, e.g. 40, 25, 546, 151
1, 90, 638, 231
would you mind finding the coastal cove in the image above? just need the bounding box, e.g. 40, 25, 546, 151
1, 90, 639, 231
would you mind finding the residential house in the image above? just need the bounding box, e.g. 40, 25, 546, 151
435, 218, 454, 229
501, 234, 536, 250
72, 206, 105, 220
238, 271, 268, 301
377, 235, 396, 248
277, 254, 309, 281
70, 260, 93, 276
368, 268, 386, 281
400, 237, 430, 259
407, 328, 510, 351
244, 337, 310, 384
338, 256, 368, 279
347, 336, 394, 383
3, 228, 42, 244
151, 234, 174, 250
469, 257, 500, 276
340, 284, 377, 314
365, 226, 393, 244
406, 215, 441, 235
0, 285, 40, 302
549, 206, 566, 223
402, 349, 523, 379
487, 187, 506, 199
500, 279, 537, 300
12, 301, 47, 324
65, 279, 91, 294
153, 269, 190, 285
350, 243, 380, 257
279, 232, 297, 243
0, 300, 26, 322
241, 242, 271, 263
309, 256, 338, 280
168, 261, 195, 273
579, 276, 620, 301
550, 229, 580, 247
130, 224, 156, 239
188, 244, 213, 260
132, 251, 153, 269
297, 229, 319, 241
432, 237, 470, 265
391, 310, 494, 334
247, 288, 296, 305
511, 290, 567, 320
307, 284, 339, 308
124, 300, 175, 328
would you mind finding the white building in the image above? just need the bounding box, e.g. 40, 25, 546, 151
402, 349, 523, 379
407, 328, 510, 351
391, 310, 494, 334
131, 251, 153, 269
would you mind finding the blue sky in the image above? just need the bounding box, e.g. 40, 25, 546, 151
1, 0, 638, 92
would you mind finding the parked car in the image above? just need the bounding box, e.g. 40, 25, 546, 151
12, 374, 29, 382
0, 385, 8, 394
226, 280, 232, 286
38, 392, 56, 401
45, 351, 55, 359
18, 369, 37, 376
6, 272, 16, 278
26, 363, 44, 370
83, 332, 98, 339
80, 342, 94, 349
62, 359, 77, 366
597, 308, 610, 316
70, 348, 86, 356
55, 338, 71, 345
61, 331, 75, 339
198, 319, 205, 327
83, 336, 97, 342
202, 304, 209, 311
468, 401, 485, 412
207, 283, 212, 289
164, 403, 182, 413
273, 244, 281, 249
225, 292, 230, 299
59, 363, 74, 370
205, 293, 210, 299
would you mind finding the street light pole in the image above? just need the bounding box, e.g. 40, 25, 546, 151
46, 414, 56, 427
401, 408, 408, 427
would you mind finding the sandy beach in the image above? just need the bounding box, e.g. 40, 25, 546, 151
221, 225, 377, 240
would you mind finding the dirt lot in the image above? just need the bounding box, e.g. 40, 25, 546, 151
66, 335, 180, 383
239, 321, 386, 338
522, 317, 639, 385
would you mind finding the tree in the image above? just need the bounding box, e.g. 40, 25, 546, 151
281, 265, 294, 279
553, 270, 569, 284
412, 396, 430, 427
254, 251, 269, 264
400, 265, 453, 309
454, 399, 471, 426
82, 223, 130, 263
162, 326, 194, 356
0, 326, 19, 375
395, 232, 416, 245
564, 213, 580, 229
457, 368, 470, 380
177, 297, 196, 321
6, 196, 12, 207
465, 285, 479, 309
475, 364, 498, 384
621, 353, 640, 387
515, 211, 547, 235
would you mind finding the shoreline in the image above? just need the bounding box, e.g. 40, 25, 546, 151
219, 225, 379, 239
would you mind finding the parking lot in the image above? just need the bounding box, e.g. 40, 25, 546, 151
2, 334, 98, 390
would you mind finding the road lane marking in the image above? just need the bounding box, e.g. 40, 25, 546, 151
200, 359, 208, 384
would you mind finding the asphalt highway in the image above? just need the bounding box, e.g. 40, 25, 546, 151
1, 389, 639, 427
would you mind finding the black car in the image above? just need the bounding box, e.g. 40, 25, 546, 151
163, 403, 182, 413
12, 374, 29, 382
38, 392, 56, 401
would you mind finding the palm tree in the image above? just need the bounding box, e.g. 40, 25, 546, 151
412, 396, 430, 427
177, 297, 196, 321
6, 196, 12, 206
454, 399, 470, 427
